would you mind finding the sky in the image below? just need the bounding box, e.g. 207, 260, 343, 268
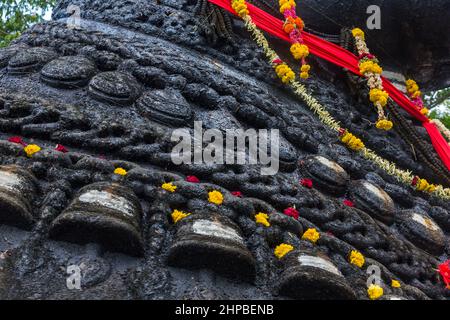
43, 8, 52, 20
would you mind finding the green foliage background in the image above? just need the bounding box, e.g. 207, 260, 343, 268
425, 88, 450, 129
1, 0, 56, 47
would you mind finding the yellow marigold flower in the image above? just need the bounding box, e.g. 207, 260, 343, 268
114, 167, 127, 176
407, 84, 419, 94
300, 72, 309, 79
290, 43, 309, 60
301, 64, 311, 72
171, 209, 191, 224
341, 132, 365, 151
162, 182, 177, 192
351, 28, 365, 40
371, 63, 383, 74
359, 61, 382, 75
255, 212, 270, 227
369, 88, 389, 107
415, 178, 436, 193
420, 108, 429, 116
412, 90, 421, 99
279, 0, 295, 14
427, 184, 437, 193
232, 0, 249, 16
391, 280, 401, 288
24, 144, 41, 158
208, 190, 224, 205
367, 284, 384, 300
416, 178, 429, 191
405, 79, 416, 87
275, 63, 295, 84
349, 250, 365, 268
302, 228, 320, 243
376, 119, 393, 131
274, 243, 294, 259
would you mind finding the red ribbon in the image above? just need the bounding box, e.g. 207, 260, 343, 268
208, 0, 450, 171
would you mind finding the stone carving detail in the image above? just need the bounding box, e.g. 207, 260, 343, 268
88, 71, 142, 106
277, 250, 356, 300
41, 56, 97, 89
0, 165, 37, 229
49, 182, 144, 256
136, 88, 193, 126
168, 214, 256, 281
0, 0, 447, 300
7, 47, 57, 75
301, 155, 350, 194
0, 44, 29, 68
396, 210, 445, 255
350, 180, 396, 225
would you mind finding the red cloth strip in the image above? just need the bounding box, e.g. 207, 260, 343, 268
208, 0, 450, 171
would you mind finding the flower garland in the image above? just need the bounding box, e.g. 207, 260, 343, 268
339, 130, 365, 151
411, 176, 436, 193
278, 0, 311, 79
227, 5, 450, 200
351, 28, 393, 131
405, 79, 429, 116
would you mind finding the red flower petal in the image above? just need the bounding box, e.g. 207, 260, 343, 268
272, 58, 282, 65
231, 191, 243, 198
8, 136, 26, 146
55, 144, 68, 153
283, 207, 299, 220
186, 175, 200, 183
343, 199, 355, 207
438, 260, 450, 288
300, 178, 313, 189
